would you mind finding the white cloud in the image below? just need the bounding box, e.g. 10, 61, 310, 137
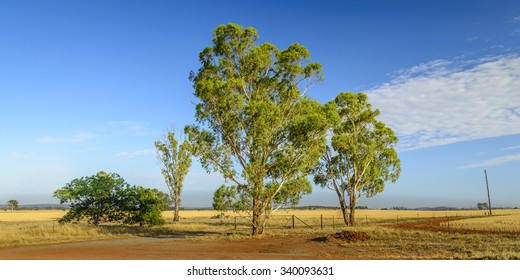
109, 121, 152, 136
8, 151, 32, 160
461, 154, 520, 169
367, 54, 520, 150
118, 149, 155, 158
502, 145, 520, 150
34, 133, 96, 143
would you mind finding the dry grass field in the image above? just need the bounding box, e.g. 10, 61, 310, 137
0, 209, 66, 222
0, 210, 130, 247
446, 212, 520, 233
1, 209, 519, 259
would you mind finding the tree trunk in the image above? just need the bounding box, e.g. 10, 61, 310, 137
252, 198, 265, 235
173, 197, 180, 222
339, 198, 350, 226
349, 189, 356, 226
252, 211, 264, 235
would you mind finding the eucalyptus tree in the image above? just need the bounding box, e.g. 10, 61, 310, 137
313, 92, 401, 226
7, 200, 18, 211
155, 130, 192, 222
186, 23, 329, 234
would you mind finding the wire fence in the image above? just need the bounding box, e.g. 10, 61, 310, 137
204, 214, 355, 232
199, 211, 520, 234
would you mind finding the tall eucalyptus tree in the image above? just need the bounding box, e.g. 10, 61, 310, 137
186, 23, 329, 234
155, 130, 192, 222
314, 92, 401, 226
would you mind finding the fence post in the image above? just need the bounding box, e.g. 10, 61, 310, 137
234, 216, 237, 230
332, 216, 335, 230
321, 215, 323, 230
366, 215, 368, 225
292, 215, 295, 229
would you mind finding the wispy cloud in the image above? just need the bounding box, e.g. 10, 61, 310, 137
461, 154, 520, 169
502, 145, 520, 150
118, 149, 155, 158
8, 151, 32, 160
109, 121, 152, 136
34, 133, 96, 143
367, 54, 520, 151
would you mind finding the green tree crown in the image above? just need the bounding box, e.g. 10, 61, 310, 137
186, 23, 328, 234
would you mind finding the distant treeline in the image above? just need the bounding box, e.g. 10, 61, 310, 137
1, 204, 69, 210
2, 204, 518, 211
381, 206, 519, 211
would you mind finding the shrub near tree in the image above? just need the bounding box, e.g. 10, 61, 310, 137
121, 186, 171, 226
477, 202, 489, 210
54, 171, 168, 226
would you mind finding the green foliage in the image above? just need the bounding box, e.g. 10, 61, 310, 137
54, 171, 168, 226
212, 184, 249, 212
120, 186, 170, 226
313, 92, 401, 226
54, 171, 127, 225
7, 200, 18, 211
155, 130, 192, 222
186, 23, 328, 234
477, 202, 489, 210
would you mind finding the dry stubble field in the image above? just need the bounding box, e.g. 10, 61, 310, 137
0, 209, 519, 259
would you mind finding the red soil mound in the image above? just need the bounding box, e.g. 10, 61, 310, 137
312, 230, 370, 243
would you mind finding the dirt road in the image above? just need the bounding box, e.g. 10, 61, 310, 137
0, 235, 361, 260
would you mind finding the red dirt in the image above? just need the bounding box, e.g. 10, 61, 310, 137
392, 217, 520, 235
0, 235, 366, 260
392, 217, 461, 232
2, 217, 515, 260
312, 230, 370, 243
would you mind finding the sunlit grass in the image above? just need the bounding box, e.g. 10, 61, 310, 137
3, 208, 517, 223
0, 210, 66, 222
444, 213, 520, 233
0, 221, 133, 247
295, 225, 520, 260
1, 209, 520, 259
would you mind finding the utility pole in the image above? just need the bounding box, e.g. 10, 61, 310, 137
484, 170, 492, 216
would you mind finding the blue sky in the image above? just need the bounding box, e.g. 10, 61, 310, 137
1, 0, 519, 208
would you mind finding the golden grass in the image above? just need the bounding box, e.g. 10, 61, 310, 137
446, 213, 520, 233
323, 225, 520, 260
163, 208, 520, 230
170, 208, 519, 219
0, 221, 133, 247
0, 210, 167, 248
2, 209, 520, 259
0, 210, 65, 222
3, 208, 516, 223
